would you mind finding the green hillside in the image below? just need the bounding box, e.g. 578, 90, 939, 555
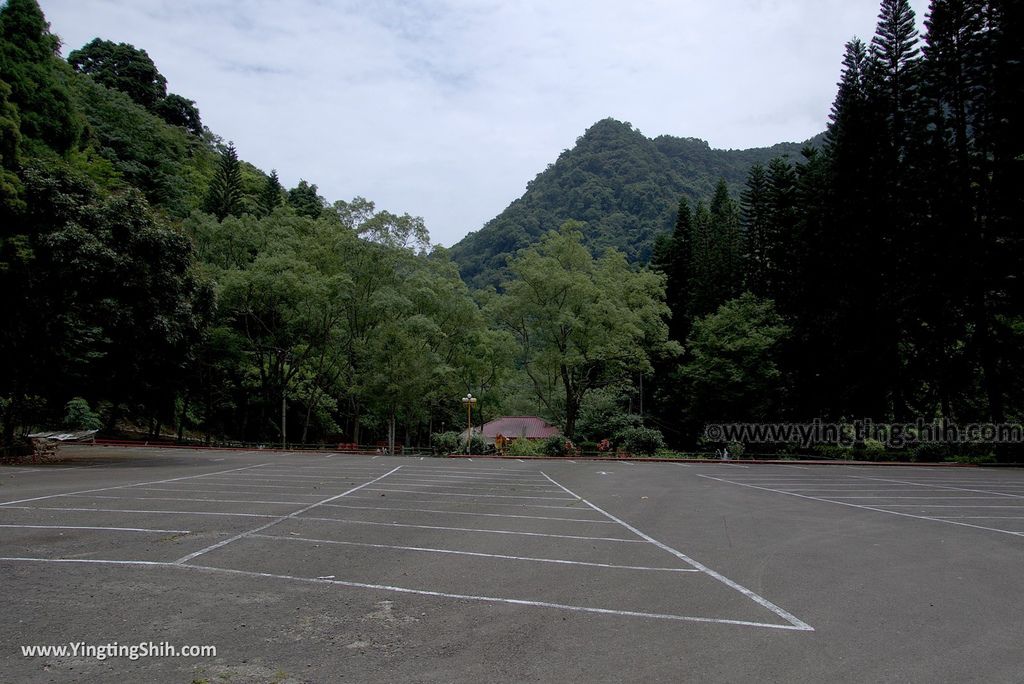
449, 118, 820, 289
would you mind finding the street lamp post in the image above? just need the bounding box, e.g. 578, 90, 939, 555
461, 393, 477, 454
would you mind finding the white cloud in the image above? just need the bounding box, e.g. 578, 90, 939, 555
42, 0, 930, 246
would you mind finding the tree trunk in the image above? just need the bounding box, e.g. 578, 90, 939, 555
352, 402, 361, 446
561, 364, 578, 439
301, 399, 314, 445
281, 391, 287, 450
176, 392, 190, 442
388, 411, 396, 455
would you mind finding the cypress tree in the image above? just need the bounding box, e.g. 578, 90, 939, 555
203, 142, 243, 221
741, 163, 769, 297
763, 157, 798, 310
651, 196, 695, 343
826, 39, 870, 152
869, 0, 923, 159
258, 169, 284, 216
709, 178, 743, 304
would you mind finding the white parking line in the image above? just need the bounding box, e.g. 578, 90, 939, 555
378, 480, 561, 491
0, 505, 280, 519
763, 488, 935, 492
173, 467, 404, 564
297, 516, 643, 543
0, 523, 190, 533
362, 488, 576, 501
383, 480, 557, 490
384, 473, 549, 482
402, 467, 533, 475
343, 494, 591, 510
0, 557, 813, 630
858, 504, 1024, 508
825, 496, 1011, 500
257, 466, 388, 472
847, 475, 1024, 500
0, 557, 170, 566
201, 563, 805, 629
0, 464, 271, 507
127, 487, 326, 498
318, 502, 612, 523
400, 472, 545, 481
253, 534, 697, 571
174, 480, 327, 489
228, 473, 389, 481
930, 516, 1024, 519
698, 474, 1024, 538
542, 472, 814, 632
64, 494, 313, 506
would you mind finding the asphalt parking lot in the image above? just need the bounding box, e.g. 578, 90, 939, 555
1, 447, 1022, 683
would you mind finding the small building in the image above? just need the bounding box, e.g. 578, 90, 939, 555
462, 416, 561, 446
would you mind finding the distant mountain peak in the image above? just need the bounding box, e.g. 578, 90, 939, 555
449, 120, 820, 289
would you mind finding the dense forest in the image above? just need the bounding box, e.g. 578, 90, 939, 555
1, 0, 1021, 461
449, 119, 818, 289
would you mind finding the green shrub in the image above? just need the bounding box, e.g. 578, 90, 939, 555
506, 438, 543, 456
542, 436, 572, 457
431, 431, 462, 454
911, 442, 950, 463
617, 426, 665, 456
64, 397, 102, 431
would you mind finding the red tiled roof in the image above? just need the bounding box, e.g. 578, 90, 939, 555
480, 416, 560, 440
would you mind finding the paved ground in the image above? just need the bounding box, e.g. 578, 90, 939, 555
1, 447, 1022, 683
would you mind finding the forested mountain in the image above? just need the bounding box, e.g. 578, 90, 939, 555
449, 118, 820, 289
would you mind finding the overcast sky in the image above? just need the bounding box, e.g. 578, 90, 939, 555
42, 0, 930, 246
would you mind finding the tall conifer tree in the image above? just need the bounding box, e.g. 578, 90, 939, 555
258, 169, 284, 216
203, 142, 243, 221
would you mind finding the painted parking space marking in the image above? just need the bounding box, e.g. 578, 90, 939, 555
318, 502, 614, 523
127, 486, 328, 498
377, 480, 561, 491
0, 523, 191, 533
0, 454, 827, 632
699, 474, 1024, 538
0, 557, 812, 630
252, 533, 699, 572
173, 467, 404, 564
541, 472, 813, 632
0, 505, 282, 519
343, 494, 593, 510
66, 494, 314, 506
0, 463, 271, 507
362, 487, 577, 501
296, 516, 644, 543
846, 475, 1024, 499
